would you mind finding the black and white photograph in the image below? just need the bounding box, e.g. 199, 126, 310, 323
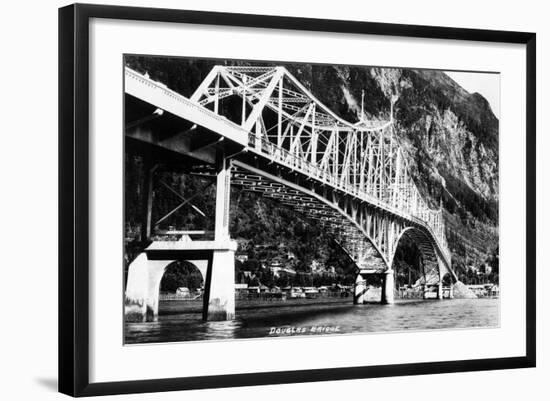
123, 56, 500, 344
0, 0, 543, 399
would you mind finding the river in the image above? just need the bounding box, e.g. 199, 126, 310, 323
125, 298, 499, 344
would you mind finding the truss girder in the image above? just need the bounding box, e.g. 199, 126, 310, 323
126, 65, 453, 278
232, 163, 456, 283
191, 66, 449, 265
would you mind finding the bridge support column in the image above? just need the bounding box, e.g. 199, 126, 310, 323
203, 154, 236, 321
214, 155, 231, 241
437, 281, 443, 299
354, 274, 366, 305
203, 245, 237, 321
381, 270, 395, 304
448, 284, 454, 299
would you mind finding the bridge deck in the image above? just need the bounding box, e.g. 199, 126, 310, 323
125, 68, 249, 147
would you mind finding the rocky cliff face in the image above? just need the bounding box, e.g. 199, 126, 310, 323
125, 56, 499, 276
284, 65, 498, 204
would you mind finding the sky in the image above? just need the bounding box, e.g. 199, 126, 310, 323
444, 71, 500, 119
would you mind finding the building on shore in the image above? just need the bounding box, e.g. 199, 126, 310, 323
268, 258, 297, 277
235, 252, 249, 263
466, 283, 500, 297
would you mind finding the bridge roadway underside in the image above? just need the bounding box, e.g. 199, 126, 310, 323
227, 159, 387, 272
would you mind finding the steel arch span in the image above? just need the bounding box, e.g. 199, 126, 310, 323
124, 63, 457, 319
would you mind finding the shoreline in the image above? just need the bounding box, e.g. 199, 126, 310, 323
159, 296, 355, 315
158, 295, 498, 316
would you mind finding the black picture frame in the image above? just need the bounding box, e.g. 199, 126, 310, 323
59, 3, 536, 397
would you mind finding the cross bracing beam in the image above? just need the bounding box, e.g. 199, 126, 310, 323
199, 70, 277, 106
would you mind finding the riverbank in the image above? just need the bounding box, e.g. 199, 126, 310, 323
158, 284, 487, 316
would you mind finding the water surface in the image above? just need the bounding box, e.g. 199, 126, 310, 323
125, 298, 499, 344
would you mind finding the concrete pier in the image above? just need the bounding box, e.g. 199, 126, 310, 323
124, 240, 236, 322
381, 270, 395, 304
124, 253, 171, 322
203, 247, 236, 320
354, 274, 366, 305
204, 154, 236, 321
125, 155, 237, 323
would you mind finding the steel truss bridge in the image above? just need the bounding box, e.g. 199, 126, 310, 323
124, 64, 457, 321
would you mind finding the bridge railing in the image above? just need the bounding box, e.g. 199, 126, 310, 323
125, 67, 249, 146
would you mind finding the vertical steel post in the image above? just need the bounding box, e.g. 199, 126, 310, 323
140, 160, 157, 242
214, 154, 231, 241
